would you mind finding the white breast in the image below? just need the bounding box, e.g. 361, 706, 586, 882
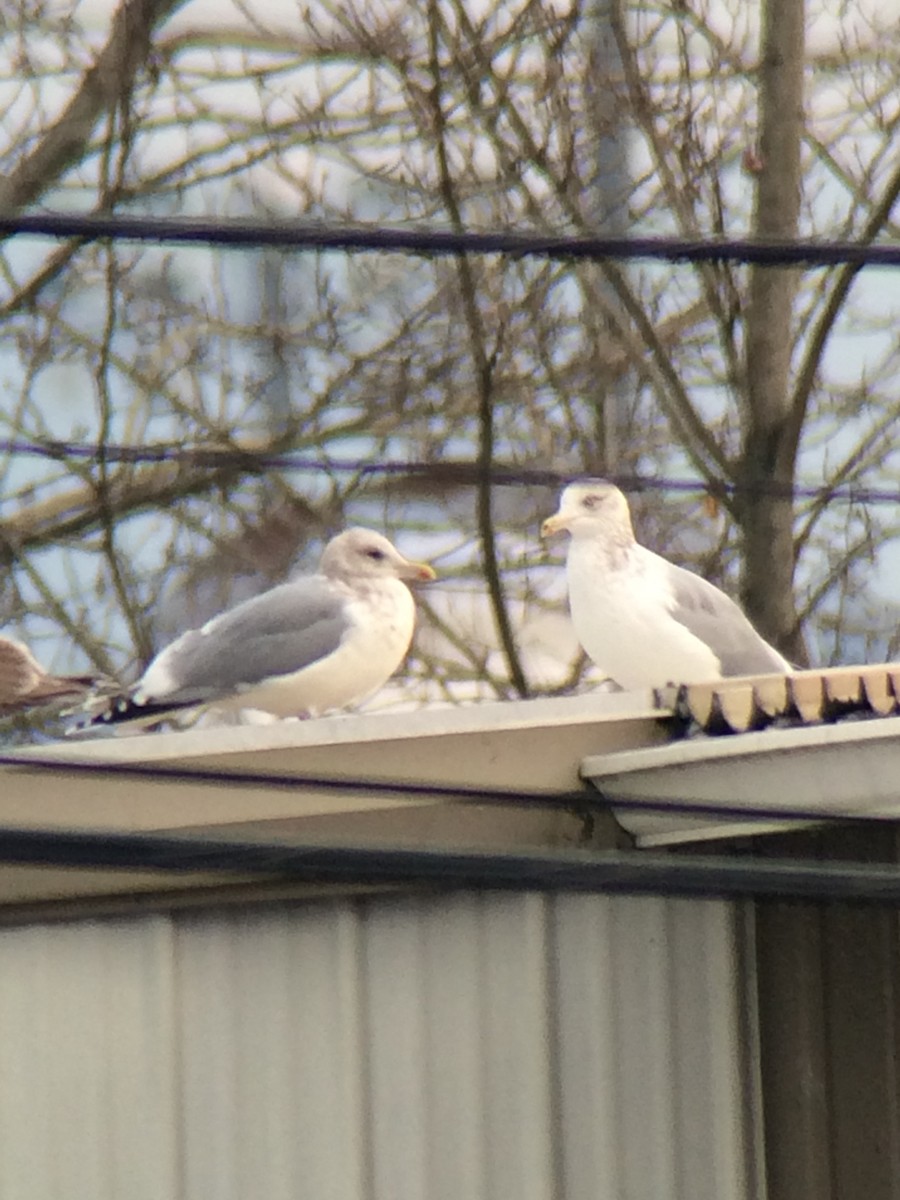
566, 540, 721, 689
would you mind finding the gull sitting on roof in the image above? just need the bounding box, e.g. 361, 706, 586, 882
0, 637, 101, 715
89, 527, 436, 730
541, 480, 791, 689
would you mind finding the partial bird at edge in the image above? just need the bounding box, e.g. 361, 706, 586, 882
0, 636, 106, 717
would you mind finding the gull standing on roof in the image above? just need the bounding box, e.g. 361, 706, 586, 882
93, 528, 436, 729
0, 636, 101, 715
541, 480, 791, 689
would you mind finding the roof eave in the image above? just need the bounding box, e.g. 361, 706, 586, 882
583, 718, 900, 846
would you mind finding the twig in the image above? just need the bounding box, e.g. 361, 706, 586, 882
426, 0, 528, 697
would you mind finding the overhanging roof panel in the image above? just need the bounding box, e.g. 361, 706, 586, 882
582, 718, 900, 846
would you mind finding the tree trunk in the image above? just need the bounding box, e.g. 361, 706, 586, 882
738, 0, 808, 664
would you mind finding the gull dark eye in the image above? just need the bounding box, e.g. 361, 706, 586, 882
366, 547, 387, 561
583, 495, 599, 510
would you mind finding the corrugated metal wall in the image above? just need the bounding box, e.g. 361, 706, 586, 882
0, 893, 757, 1200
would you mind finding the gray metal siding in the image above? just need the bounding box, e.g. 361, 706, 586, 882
0, 917, 179, 1200
0, 893, 754, 1200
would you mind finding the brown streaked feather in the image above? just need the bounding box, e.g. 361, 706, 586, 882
0, 637, 100, 715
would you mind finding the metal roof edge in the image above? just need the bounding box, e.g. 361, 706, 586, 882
9, 690, 664, 767
582, 718, 900, 846
656, 662, 900, 734
0, 692, 671, 909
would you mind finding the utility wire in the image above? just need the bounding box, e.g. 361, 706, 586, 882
3, 439, 900, 506
3, 213, 900, 269
0, 822, 895, 903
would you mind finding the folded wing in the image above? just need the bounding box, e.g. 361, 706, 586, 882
136, 576, 352, 707
666, 565, 791, 676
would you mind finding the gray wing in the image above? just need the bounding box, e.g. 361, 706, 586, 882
146, 575, 352, 703
666, 564, 790, 675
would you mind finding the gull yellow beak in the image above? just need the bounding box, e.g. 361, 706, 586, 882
540, 513, 567, 539
408, 561, 437, 583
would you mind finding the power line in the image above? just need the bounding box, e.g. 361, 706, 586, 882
0, 821, 895, 903
2, 212, 900, 269
3, 439, 900, 506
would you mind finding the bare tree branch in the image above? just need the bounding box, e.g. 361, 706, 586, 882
426, 0, 528, 698
787, 159, 900, 460
0, 0, 188, 213
2, 0, 899, 718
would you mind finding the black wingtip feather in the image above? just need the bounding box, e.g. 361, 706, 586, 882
95, 694, 201, 726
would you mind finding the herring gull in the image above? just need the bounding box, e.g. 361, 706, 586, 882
92, 527, 436, 729
541, 480, 791, 689
0, 637, 99, 715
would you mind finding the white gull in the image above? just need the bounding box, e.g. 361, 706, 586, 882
93, 527, 436, 729
541, 480, 791, 689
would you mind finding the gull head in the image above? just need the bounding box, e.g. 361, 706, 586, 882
321, 528, 437, 584
541, 480, 634, 542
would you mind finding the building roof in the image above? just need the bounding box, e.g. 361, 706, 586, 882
657, 662, 900, 734
594, 662, 900, 845
0, 665, 898, 914
585, 718, 900, 846
0, 692, 662, 913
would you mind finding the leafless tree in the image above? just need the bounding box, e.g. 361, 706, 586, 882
1, 0, 899, 736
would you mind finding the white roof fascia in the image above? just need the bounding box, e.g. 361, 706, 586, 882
0, 693, 668, 909
582, 718, 900, 846
2, 691, 666, 807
